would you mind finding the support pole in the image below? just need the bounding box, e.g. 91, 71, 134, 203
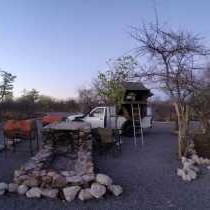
131, 104, 137, 147
138, 104, 144, 146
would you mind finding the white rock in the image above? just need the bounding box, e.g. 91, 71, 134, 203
8, 183, 18, 193
183, 161, 193, 171
82, 174, 95, 183
66, 176, 83, 184
41, 188, 58, 199
0, 190, 5, 196
207, 166, 210, 170
18, 185, 29, 195
200, 157, 205, 165
14, 170, 24, 178
177, 168, 185, 177
63, 186, 81, 202
61, 171, 71, 177
78, 189, 93, 201
191, 154, 201, 164
47, 171, 58, 177
182, 174, 192, 182
0, 183, 8, 191
26, 187, 41, 198
187, 169, 197, 180
96, 174, 113, 186
90, 183, 106, 199
181, 157, 187, 164
108, 185, 123, 196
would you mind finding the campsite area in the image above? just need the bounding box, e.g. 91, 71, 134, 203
0, 122, 210, 210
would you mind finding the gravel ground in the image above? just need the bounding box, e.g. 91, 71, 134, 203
0, 122, 210, 210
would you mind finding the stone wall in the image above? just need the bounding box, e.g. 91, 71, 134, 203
0, 121, 123, 201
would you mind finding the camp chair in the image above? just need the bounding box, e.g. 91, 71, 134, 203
3, 119, 39, 155
96, 128, 122, 157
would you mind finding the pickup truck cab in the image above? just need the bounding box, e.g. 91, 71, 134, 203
67, 106, 153, 134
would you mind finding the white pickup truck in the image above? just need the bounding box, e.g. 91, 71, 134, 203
67, 106, 153, 135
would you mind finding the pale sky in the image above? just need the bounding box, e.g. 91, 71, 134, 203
0, 0, 209, 99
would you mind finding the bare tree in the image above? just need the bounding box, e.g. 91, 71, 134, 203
78, 88, 99, 113
130, 22, 209, 157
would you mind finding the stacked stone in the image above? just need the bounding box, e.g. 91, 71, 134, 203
177, 143, 210, 182
1, 121, 123, 201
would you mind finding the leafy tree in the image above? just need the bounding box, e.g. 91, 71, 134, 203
94, 56, 138, 107
190, 66, 210, 133
0, 71, 16, 101
20, 89, 39, 104
37, 95, 54, 112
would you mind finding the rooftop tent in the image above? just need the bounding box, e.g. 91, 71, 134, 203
117, 82, 152, 119
122, 82, 153, 103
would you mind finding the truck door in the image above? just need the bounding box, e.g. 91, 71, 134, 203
85, 107, 106, 128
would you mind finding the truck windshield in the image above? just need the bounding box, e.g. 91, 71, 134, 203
90, 108, 104, 118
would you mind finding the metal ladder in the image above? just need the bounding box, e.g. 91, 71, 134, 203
131, 103, 144, 147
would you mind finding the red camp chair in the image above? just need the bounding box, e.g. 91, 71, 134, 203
3, 119, 38, 155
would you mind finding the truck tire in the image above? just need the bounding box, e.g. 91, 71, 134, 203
122, 120, 134, 137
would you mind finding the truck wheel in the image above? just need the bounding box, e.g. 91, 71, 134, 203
122, 120, 134, 137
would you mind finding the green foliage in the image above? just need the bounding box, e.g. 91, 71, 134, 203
95, 56, 138, 106
0, 71, 16, 101
190, 87, 210, 131
18, 88, 39, 104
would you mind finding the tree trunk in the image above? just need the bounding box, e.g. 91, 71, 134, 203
174, 102, 189, 158
175, 117, 179, 131
201, 115, 210, 134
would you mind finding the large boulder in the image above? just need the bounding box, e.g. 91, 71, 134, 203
66, 176, 83, 185
26, 187, 41, 198
0, 190, 5, 196
82, 174, 95, 183
8, 183, 18, 193
18, 185, 28, 195
90, 183, 106, 199
187, 169, 197, 180
108, 185, 123, 196
63, 186, 81, 202
41, 188, 58, 199
0, 183, 7, 196
61, 171, 76, 177
96, 174, 113, 186
78, 189, 93, 201
14, 170, 25, 178
0, 183, 8, 191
